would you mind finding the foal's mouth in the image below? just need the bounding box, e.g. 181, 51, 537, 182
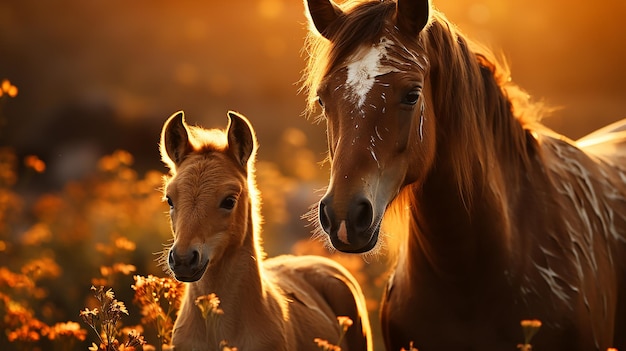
172, 260, 209, 283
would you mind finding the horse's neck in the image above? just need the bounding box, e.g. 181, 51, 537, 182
401, 137, 525, 283
403, 54, 533, 278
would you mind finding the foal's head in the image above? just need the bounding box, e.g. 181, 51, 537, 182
304, 0, 435, 253
160, 111, 257, 282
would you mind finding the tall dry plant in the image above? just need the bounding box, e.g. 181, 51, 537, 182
80, 286, 146, 351
132, 274, 184, 349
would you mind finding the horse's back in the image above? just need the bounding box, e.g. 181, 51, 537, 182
575, 118, 626, 256
264, 255, 372, 351
576, 118, 626, 147
537, 121, 626, 349
577, 118, 626, 167
576, 119, 626, 349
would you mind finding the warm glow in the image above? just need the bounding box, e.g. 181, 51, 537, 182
0, 1, 624, 350
258, 0, 284, 19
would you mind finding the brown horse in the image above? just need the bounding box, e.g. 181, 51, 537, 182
302, 0, 626, 350
159, 111, 372, 351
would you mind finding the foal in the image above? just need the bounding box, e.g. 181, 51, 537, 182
160, 111, 372, 351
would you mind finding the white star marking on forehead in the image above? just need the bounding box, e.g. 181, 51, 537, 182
345, 37, 398, 108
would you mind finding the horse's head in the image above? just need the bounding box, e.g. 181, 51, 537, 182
305, 0, 434, 253
160, 111, 256, 282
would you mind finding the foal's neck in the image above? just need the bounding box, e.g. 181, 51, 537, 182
185, 205, 269, 331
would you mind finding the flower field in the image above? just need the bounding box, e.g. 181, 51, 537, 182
0, 82, 389, 350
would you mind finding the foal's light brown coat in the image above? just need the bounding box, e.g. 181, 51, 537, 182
160, 111, 372, 351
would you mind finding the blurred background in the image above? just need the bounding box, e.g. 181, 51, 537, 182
1, 0, 625, 186
0, 0, 624, 350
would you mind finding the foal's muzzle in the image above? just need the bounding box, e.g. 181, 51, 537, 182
168, 246, 209, 282
318, 195, 380, 253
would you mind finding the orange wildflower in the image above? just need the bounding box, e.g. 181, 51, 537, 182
24, 155, 45, 173
0, 79, 18, 97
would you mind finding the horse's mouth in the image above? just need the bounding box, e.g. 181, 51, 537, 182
172, 260, 209, 283
329, 221, 381, 253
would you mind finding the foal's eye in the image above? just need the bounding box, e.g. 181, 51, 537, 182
166, 196, 174, 208
402, 90, 421, 105
317, 97, 324, 107
220, 196, 237, 210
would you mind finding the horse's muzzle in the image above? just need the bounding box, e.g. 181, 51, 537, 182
319, 195, 380, 253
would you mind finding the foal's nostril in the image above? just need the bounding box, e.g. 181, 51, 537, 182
318, 199, 333, 234
189, 249, 200, 268
168, 249, 177, 267
168, 248, 201, 269
350, 199, 374, 234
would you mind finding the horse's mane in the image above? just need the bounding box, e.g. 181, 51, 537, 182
302, 0, 548, 192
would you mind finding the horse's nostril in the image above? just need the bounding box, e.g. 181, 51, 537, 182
319, 200, 333, 234
351, 199, 373, 233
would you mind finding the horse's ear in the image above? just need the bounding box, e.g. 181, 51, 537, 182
305, 0, 343, 40
160, 111, 193, 170
226, 111, 256, 170
395, 0, 430, 37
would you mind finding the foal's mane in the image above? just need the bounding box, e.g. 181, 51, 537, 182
302, 0, 547, 195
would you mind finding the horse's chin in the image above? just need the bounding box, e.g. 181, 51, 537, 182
329, 225, 380, 254
171, 260, 209, 283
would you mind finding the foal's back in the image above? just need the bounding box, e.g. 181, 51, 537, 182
264, 255, 372, 351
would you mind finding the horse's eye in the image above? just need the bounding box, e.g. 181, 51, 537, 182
220, 196, 237, 210
317, 97, 324, 107
402, 90, 421, 105
166, 196, 174, 208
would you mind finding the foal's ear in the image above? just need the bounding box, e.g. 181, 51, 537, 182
395, 0, 430, 37
226, 111, 256, 170
305, 0, 343, 40
160, 111, 193, 170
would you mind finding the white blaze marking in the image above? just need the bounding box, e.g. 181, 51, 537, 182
345, 37, 397, 108
368, 146, 380, 169
419, 101, 425, 141
337, 221, 349, 244
375, 126, 383, 140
